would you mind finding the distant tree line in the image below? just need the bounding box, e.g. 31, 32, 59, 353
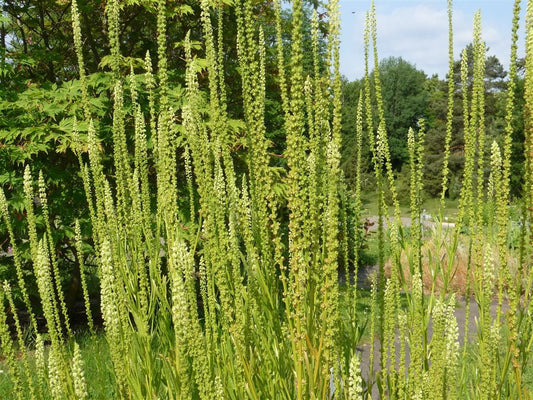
340, 48, 525, 201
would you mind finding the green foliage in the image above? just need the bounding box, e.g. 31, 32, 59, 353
341, 56, 428, 182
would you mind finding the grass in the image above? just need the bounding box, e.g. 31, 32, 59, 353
360, 191, 460, 220
526, 363, 533, 393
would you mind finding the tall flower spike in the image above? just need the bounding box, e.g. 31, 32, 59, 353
472, 11, 487, 229
99, 238, 128, 395
200, 0, 223, 125
274, 0, 289, 114
496, 0, 521, 326
71, 0, 90, 121
348, 352, 363, 399
352, 92, 364, 267
440, 0, 455, 209
144, 51, 157, 163
488, 141, 502, 201
216, 4, 227, 112
107, 0, 120, 78
328, 0, 342, 146
74, 220, 95, 335
72, 342, 88, 400
48, 346, 65, 400
457, 47, 473, 229
408, 127, 417, 235
39, 172, 72, 337
0, 188, 38, 332
0, 289, 24, 399
35, 239, 61, 346
35, 334, 47, 390
23, 166, 39, 263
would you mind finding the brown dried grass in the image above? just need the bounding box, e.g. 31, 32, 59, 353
385, 233, 517, 297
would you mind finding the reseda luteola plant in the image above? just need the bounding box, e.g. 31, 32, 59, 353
0, 0, 532, 399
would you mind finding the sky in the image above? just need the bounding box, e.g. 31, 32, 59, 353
339, 1, 527, 81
